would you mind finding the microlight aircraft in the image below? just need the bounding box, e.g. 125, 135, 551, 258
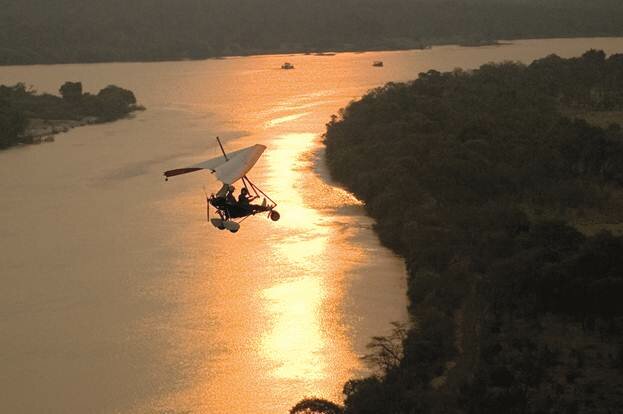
163, 137, 280, 233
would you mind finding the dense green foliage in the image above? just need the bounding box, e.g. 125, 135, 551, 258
0, 82, 139, 148
320, 51, 623, 413
0, 97, 27, 149
2, 0, 623, 65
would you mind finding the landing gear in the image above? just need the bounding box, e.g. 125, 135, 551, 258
211, 218, 240, 232
226, 221, 241, 233
210, 218, 226, 230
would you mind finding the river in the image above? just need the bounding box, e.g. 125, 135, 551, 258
2, 37, 623, 414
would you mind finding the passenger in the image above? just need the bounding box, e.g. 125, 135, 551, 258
215, 183, 234, 200
225, 186, 237, 205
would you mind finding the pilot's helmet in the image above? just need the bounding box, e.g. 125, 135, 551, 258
241, 187, 249, 194
228, 185, 235, 192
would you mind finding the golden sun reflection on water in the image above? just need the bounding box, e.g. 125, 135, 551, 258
266, 112, 311, 128
277, 232, 328, 269
261, 131, 335, 385
264, 132, 323, 228
261, 276, 327, 381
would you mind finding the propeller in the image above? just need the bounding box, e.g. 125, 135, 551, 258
203, 186, 210, 222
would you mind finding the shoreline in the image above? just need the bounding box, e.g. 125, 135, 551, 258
20, 117, 99, 145
18, 109, 143, 146
3, 35, 623, 68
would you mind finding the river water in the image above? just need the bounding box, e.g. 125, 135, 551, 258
2, 38, 623, 414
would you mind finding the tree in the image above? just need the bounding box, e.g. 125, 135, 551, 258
97, 85, 136, 106
290, 398, 343, 414
96, 85, 137, 120
59, 81, 83, 102
361, 321, 408, 375
0, 98, 26, 148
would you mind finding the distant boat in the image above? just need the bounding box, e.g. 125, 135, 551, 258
372, 61, 384, 67
281, 62, 295, 69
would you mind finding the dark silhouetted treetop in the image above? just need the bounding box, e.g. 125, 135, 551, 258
59, 81, 83, 102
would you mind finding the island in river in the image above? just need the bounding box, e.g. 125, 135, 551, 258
296, 49, 623, 413
0, 82, 143, 149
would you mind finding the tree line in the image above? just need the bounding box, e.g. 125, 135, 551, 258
2, 0, 623, 65
299, 50, 623, 413
0, 82, 139, 149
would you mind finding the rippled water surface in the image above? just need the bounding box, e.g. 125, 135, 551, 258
2, 38, 623, 413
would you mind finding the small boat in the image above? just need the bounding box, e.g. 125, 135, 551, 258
281, 62, 295, 69
372, 61, 384, 67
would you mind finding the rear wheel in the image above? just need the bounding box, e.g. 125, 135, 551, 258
270, 210, 280, 221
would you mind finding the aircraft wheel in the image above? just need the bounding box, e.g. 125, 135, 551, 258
270, 210, 280, 221
229, 227, 239, 233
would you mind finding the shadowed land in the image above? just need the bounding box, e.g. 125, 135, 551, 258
296, 49, 623, 413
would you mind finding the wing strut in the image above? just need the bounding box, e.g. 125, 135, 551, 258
242, 175, 277, 208
216, 136, 229, 161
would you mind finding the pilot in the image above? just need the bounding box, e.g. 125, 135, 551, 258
238, 187, 253, 207
238, 187, 268, 213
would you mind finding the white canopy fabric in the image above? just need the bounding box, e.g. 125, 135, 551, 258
214, 144, 265, 184
164, 144, 266, 184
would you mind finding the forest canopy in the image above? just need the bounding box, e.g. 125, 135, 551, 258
2, 0, 623, 64
318, 50, 623, 413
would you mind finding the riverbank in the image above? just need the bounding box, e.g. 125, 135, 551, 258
310, 50, 623, 413
1, 35, 619, 68
20, 117, 98, 145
